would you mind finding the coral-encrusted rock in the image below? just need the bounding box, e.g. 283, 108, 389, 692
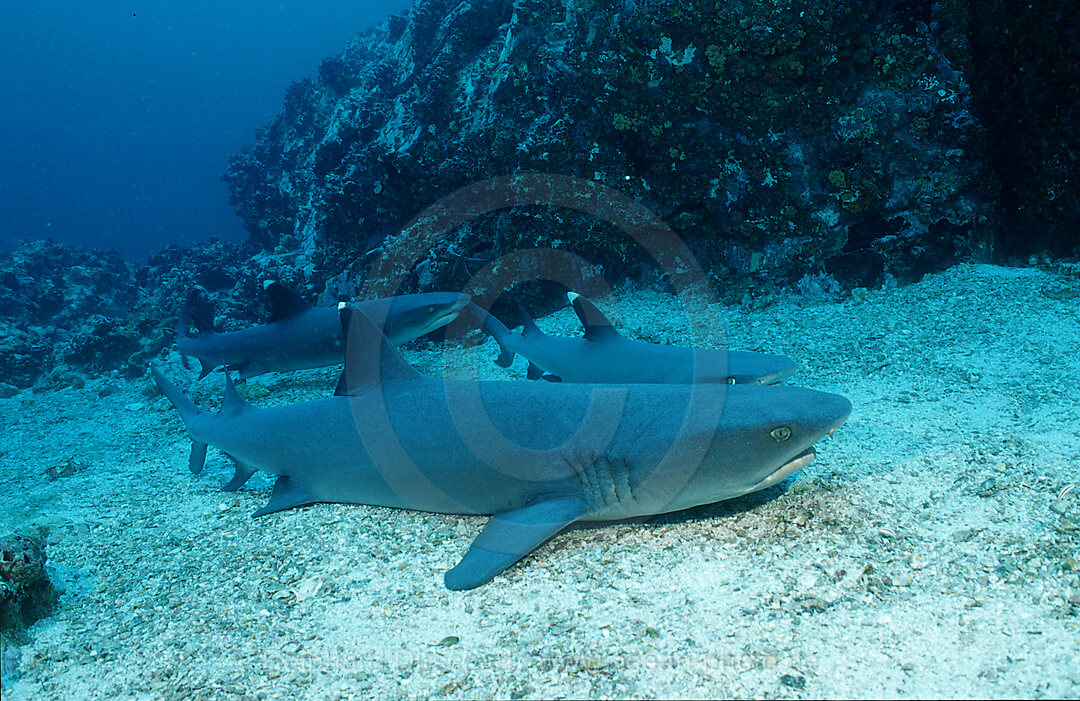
934, 0, 1080, 261
0, 238, 300, 387
140, 239, 323, 336
224, 0, 994, 298
0, 240, 136, 327
0, 531, 55, 639
0, 322, 55, 389
0, 240, 141, 387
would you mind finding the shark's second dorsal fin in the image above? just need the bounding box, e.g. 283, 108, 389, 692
518, 306, 545, 337
336, 303, 424, 396
568, 292, 622, 343
221, 373, 252, 416
265, 281, 313, 322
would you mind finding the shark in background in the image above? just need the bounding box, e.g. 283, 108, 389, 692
154, 304, 851, 590
177, 281, 470, 379
471, 292, 799, 385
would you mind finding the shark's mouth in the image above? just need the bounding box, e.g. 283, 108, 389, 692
751, 447, 817, 491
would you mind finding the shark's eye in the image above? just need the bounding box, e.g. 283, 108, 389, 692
770, 426, 792, 442
426, 306, 436, 314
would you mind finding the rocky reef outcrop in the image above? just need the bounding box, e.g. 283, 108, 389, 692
0, 240, 139, 388
2, 0, 1077, 388
0, 531, 55, 638
224, 0, 1002, 298
0, 530, 56, 687
0, 239, 298, 389
934, 0, 1080, 261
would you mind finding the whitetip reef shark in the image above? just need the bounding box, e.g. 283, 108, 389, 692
471, 293, 799, 385
153, 304, 851, 590
177, 281, 470, 379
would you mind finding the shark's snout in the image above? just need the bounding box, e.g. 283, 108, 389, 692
383, 293, 472, 341
823, 393, 853, 433
755, 356, 801, 385
740, 388, 851, 494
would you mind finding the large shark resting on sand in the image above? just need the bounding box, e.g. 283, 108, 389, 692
153, 305, 851, 590
473, 293, 799, 385
178, 281, 470, 379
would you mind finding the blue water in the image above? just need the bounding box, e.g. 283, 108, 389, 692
0, 1, 410, 261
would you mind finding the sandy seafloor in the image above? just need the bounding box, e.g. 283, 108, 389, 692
1, 262, 1079, 699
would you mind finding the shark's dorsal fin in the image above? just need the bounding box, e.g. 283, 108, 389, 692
518, 306, 544, 337
336, 303, 423, 395
221, 373, 252, 416
444, 496, 590, 590
568, 292, 622, 343
265, 281, 313, 322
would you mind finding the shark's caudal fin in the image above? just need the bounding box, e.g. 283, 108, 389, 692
264, 280, 314, 322
178, 289, 216, 338
567, 292, 622, 342
153, 367, 260, 486
335, 303, 425, 395
444, 496, 590, 591
177, 290, 219, 379
216, 373, 260, 490
466, 303, 516, 368
151, 367, 210, 473
152, 367, 201, 422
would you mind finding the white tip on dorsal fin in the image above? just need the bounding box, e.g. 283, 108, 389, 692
265, 281, 313, 322
221, 372, 252, 416
567, 292, 622, 342
335, 303, 423, 396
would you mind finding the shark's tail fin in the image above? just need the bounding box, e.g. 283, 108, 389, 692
467, 303, 516, 368
177, 290, 220, 379
177, 289, 216, 339
151, 366, 209, 474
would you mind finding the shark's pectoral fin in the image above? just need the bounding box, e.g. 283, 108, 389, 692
526, 362, 545, 380
188, 441, 208, 474
444, 496, 589, 591
541, 374, 562, 382
223, 459, 258, 492
253, 476, 318, 518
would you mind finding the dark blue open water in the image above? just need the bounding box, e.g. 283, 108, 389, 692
0, 1, 410, 260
